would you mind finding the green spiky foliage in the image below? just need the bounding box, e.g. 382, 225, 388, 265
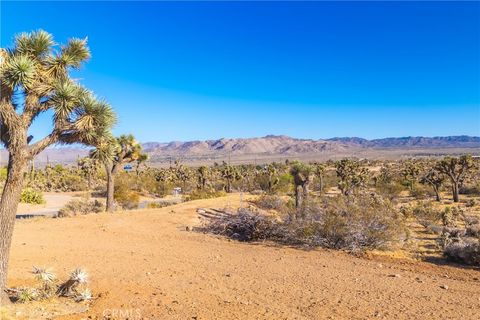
135, 153, 149, 176
172, 160, 194, 191
435, 155, 474, 203
219, 162, 241, 193
401, 159, 421, 191
335, 159, 369, 196
197, 165, 211, 191
289, 161, 312, 208
91, 134, 144, 211
258, 163, 280, 194
375, 164, 395, 185
0, 30, 115, 302
77, 157, 99, 189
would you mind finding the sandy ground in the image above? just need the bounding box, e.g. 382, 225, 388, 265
6, 194, 480, 319
16, 193, 77, 217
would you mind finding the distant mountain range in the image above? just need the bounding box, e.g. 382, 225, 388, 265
1, 135, 479, 165
143, 135, 480, 154
142, 135, 480, 164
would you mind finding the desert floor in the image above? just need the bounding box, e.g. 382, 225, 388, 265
5, 194, 480, 319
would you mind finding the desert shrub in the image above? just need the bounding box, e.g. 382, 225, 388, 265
441, 206, 463, 227
185, 190, 226, 201
253, 194, 287, 211
201, 194, 406, 251
201, 208, 280, 242
57, 199, 104, 217
443, 238, 480, 266
410, 185, 435, 200
20, 188, 45, 204
273, 173, 293, 194
459, 184, 480, 195
412, 202, 442, 227
114, 182, 140, 210
466, 224, 480, 238
465, 198, 477, 208
288, 195, 406, 250
146, 201, 177, 209
376, 182, 404, 200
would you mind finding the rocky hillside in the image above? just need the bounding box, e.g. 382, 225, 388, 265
143, 135, 480, 156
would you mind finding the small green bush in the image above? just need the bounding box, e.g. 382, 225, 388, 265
185, 190, 226, 201
20, 188, 45, 204
114, 183, 140, 210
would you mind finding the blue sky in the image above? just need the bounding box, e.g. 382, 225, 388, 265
1, 1, 479, 142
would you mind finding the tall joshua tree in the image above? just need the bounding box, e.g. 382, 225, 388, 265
91, 134, 143, 212
0, 30, 115, 303
312, 162, 326, 193
435, 155, 473, 203
289, 161, 312, 208
197, 165, 210, 191
219, 162, 241, 193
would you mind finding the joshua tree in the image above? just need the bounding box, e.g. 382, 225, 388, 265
289, 161, 312, 208
435, 155, 474, 202
375, 164, 395, 186
91, 134, 143, 211
77, 157, 98, 190
420, 169, 445, 202
197, 165, 210, 191
0, 30, 115, 303
238, 164, 256, 192
135, 153, 148, 177
173, 160, 194, 191
335, 159, 369, 196
401, 160, 421, 191
219, 162, 241, 193
261, 163, 280, 194
312, 162, 326, 193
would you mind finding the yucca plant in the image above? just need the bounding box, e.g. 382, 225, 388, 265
57, 268, 89, 297
75, 288, 93, 302
15, 287, 38, 303
32, 266, 57, 298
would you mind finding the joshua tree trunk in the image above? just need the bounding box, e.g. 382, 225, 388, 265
302, 183, 309, 203
294, 185, 302, 208
433, 186, 441, 202
452, 182, 459, 203
105, 163, 117, 212
0, 153, 27, 304
319, 176, 324, 193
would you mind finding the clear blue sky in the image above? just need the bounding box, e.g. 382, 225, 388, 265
1, 1, 479, 142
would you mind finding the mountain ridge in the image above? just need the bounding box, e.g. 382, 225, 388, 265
143, 135, 480, 155
1, 135, 478, 165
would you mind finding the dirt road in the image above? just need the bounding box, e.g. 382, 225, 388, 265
7, 194, 480, 319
